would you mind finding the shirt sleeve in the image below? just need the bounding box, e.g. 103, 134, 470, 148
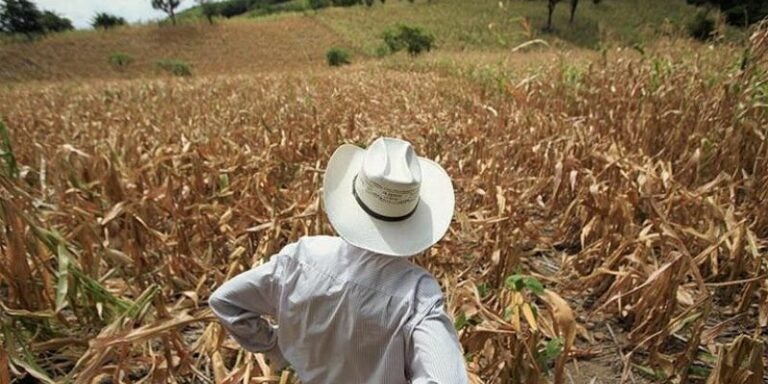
407, 299, 470, 384
209, 254, 287, 368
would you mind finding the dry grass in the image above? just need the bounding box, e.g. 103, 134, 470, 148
0, 18, 347, 83
0, 22, 767, 384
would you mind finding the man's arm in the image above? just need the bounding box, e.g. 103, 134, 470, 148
209, 255, 287, 368
407, 300, 470, 384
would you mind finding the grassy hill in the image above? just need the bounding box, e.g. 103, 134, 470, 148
314, 0, 698, 53
180, 0, 701, 51
0, 0, 710, 83
0, 17, 346, 83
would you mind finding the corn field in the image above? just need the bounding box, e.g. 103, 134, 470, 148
1, 24, 767, 384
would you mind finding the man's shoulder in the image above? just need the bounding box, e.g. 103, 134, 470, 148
278, 235, 345, 257
277, 236, 443, 301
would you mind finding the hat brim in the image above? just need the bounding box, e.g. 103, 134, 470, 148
322, 144, 455, 257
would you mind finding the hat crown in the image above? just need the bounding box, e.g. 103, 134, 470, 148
354, 138, 422, 220
361, 138, 422, 189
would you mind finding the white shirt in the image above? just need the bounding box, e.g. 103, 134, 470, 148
209, 236, 469, 384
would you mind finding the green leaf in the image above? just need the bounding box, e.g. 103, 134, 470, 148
523, 276, 545, 295
688, 365, 711, 379
218, 173, 230, 190
454, 312, 468, 330
55, 244, 71, 312
0, 119, 19, 179
8, 355, 56, 384
505, 274, 545, 295
503, 307, 513, 321
504, 274, 525, 291
121, 284, 159, 320
536, 337, 563, 370
4, 326, 56, 384
70, 265, 132, 317
477, 283, 490, 298
632, 363, 668, 381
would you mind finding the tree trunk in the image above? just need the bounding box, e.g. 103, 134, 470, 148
170, 8, 176, 25
570, 0, 579, 23
547, 0, 556, 31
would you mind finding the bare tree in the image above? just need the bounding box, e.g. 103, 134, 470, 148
151, 0, 182, 25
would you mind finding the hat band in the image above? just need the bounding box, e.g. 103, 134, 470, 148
352, 175, 418, 222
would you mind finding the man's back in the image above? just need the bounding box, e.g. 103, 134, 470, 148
210, 236, 469, 384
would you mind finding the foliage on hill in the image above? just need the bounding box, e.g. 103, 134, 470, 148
314, 0, 702, 54
92, 12, 127, 30
0, 0, 73, 38
687, 0, 768, 26
178, 0, 302, 20
177, 0, 724, 55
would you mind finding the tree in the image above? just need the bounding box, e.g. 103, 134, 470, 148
383, 24, 434, 56
197, 0, 219, 24
92, 12, 127, 29
219, 0, 248, 18
331, 0, 361, 6
151, 0, 182, 25
546, 0, 556, 31
307, 0, 331, 11
569, 0, 579, 23
0, 0, 44, 37
39, 10, 73, 32
545, 0, 580, 31
687, 0, 768, 27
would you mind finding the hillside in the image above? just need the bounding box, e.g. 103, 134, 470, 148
0, 0, 707, 83
314, 0, 699, 53
0, 17, 346, 83
179, 0, 701, 49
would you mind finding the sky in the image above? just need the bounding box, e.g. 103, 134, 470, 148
33, 0, 197, 29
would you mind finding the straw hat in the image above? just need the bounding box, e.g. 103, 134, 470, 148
323, 137, 454, 257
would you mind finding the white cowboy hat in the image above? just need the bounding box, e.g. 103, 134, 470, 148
323, 137, 455, 257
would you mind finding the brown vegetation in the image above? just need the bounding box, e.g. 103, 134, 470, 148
0, 20, 767, 384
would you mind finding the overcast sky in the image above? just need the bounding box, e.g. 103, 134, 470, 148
33, 0, 197, 29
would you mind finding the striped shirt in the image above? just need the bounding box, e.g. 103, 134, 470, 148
209, 236, 469, 384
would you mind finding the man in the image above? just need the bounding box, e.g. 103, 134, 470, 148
209, 137, 469, 383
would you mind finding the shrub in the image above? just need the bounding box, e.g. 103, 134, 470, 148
687, 10, 715, 41
92, 12, 126, 29
156, 59, 192, 76
220, 0, 249, 18
382, 24, 435, 56
249, 1, 309, 17
374, 44, 391, 57
326, 48, 351, 66
686, 0, 768, 27
307, 0, 331, 10
199, 1, 220, 24
108, 52, 134, 70
723, 3, 768, 27
331, 0, 360, 6
39, 11, 73, 33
